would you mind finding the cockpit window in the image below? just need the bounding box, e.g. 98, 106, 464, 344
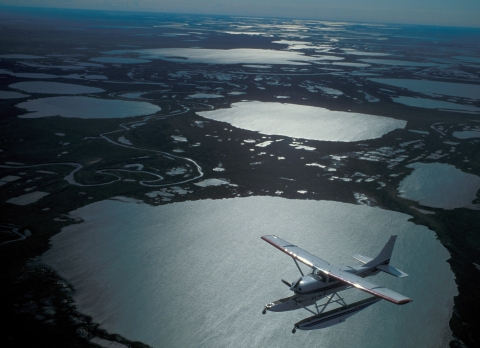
314, 269, 326, 282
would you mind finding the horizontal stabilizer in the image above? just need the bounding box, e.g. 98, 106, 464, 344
353, 254, 373, 264
376, 264, 408, 278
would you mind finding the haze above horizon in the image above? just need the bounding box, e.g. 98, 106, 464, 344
1, 0, 479, 28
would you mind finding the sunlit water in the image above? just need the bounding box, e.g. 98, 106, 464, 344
90, 57, 151, 64
197, 101, 406, 142
358, 59, 438, 67
133, 48, 333, 65
42, 196, 456, 348
397, 162, 480, 210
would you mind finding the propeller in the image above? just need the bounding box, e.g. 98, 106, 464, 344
281, 279, 292, 287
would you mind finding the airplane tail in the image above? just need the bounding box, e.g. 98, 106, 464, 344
353, 235, 408, 277
366, 235, 397, 267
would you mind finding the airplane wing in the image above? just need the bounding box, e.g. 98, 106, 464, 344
262, 235, 412, 305
324, 268, 412, 305
261, 235, 330, 269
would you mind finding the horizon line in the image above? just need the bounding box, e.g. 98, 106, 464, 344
1, 4, 480, 30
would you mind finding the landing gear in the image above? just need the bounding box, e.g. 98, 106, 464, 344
292, 327, 296, 334
262, 308, 267, 315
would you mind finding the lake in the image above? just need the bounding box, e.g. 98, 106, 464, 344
136, 48, 334, 65
42, 196, 456, 348
17, 96, 161, 119
90, 57, 151, 64
369, 79, 480, 100
397, 162, 480, 210
391, 96, 480, 113
358, 59, 438, 67
197, 101, 406, 142
0, 90, 30, 99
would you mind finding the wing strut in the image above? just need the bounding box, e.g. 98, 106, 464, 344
293, 258, 304, 276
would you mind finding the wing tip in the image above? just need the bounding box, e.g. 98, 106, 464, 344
374, 294, 412, 305
261, 235, 283, 250
397, 298, 413, 305
375, 292, 412, 305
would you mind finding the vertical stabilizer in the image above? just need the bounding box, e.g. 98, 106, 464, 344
365, 235, 397, 267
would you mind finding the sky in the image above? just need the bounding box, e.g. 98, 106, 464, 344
1, 0, 480, 28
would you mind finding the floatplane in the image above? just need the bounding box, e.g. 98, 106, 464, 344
261, 235, 411, 333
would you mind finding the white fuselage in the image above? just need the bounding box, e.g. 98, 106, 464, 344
266, 266, 381, 312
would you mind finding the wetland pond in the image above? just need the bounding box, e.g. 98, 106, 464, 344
369, 79, 480, 100
391, 96, 480, 113
10, 81, 105, 94
90, 57, 151, 64
17, 96, 160, 119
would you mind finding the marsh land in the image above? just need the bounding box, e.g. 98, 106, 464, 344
0, 7, 479, 347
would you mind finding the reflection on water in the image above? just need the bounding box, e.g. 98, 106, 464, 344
90, 57, 151, 64
135, 48, 331, 65
42, 197, 456, 348
188, 93, 224, 99
398, 163, 480, 210
358, 59, 438, 67
197, 101, 406, 142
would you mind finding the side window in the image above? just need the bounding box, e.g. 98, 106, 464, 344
315, 270, 326, 282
